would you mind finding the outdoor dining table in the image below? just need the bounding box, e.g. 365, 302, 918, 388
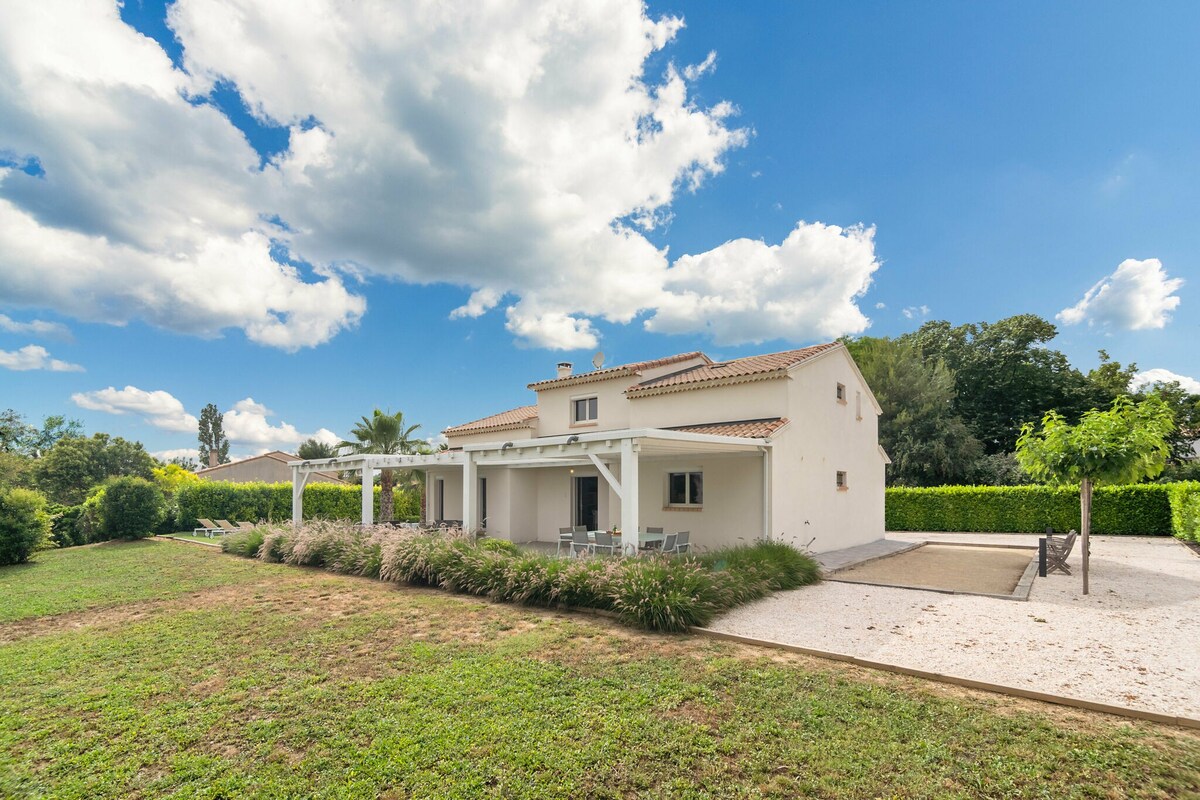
586, 530, 666, 554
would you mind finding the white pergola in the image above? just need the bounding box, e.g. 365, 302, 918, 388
289, 428, 773, 549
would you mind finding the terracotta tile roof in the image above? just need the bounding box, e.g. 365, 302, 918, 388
527, 351, 711, 391
668, 418, 790, 439
443, 405, 538, 436
626, 342, 841, 396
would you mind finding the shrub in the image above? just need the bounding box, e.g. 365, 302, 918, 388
48, 504, 86, 548
0, 487, 51, 565
75, 488, 107, 544
222, 528, 265, 558
885, 484, 1172, 535
1168, 481, 1200, 542
226, 521, 820, 632
101, 477, 166, 539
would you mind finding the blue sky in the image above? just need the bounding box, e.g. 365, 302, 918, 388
1, 0, 1196, 460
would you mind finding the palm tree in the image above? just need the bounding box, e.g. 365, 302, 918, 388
339, 409, 422, 523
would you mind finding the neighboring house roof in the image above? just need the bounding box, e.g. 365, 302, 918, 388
443, 405, 539, 436
197, 450, 347, 483
527, 351, 711, 391
668, 418, 790, 439
626, 342, 842, 397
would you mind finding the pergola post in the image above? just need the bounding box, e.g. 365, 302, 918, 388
292, 465, 305, 526
425, 471, 433, 524
619, 438, 639, 555
462, 452, 476, 533
361, 463, 376, 526
761, 447, 771, 541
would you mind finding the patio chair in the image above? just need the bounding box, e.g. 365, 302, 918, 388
1043, 529, 1078, 575
236, 521, 257, 530
193, 518, 224, 537
673, 531, 691, 554
557, 526, 574, 557
570, 530, 593, 557
660, 533, 678, 555
216, 520, 238, 536
592, 530, 617, 556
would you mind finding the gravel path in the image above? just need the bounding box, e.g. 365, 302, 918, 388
709, 533, 1200, 719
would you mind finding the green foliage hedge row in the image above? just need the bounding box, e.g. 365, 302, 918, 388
176, 481, 420, 529
885, 484, 1172, 535
1168, 481, 1200, 542
222, 521, 820, 632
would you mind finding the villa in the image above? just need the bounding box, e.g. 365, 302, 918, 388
292, 342, 887, 554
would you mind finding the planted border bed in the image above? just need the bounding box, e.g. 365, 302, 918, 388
222, 521, 819, 632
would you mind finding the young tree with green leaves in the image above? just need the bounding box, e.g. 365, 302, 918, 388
34, 433, 157, 505
1016, 396, 1174, 594
198, 403, 230, 468
339, 409, 421, 523
297, 438, 337, 460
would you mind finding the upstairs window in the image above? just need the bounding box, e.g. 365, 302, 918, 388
836, 382, 847, 403
836, 471, 848, 490
572, 396, 598, 423
668, 471, 703, 506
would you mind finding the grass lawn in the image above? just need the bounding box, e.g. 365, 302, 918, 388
161, 532, 227, 545
1, 541, 1197, 799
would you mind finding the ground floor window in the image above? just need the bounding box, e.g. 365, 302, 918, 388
668, 471, 703, 506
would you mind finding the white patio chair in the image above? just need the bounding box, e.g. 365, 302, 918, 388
592, 530, 617, 556
557, 526, 574, 557
673, 531, 690, 554
570, 530, 593, 557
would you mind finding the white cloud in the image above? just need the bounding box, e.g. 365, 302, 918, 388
902, 305, 930, 320
152, 447, 200, 463
1131, 368, 1200, 395
645, 221, 881, 345
72, 386, 198, 431
0, 344, 83, 371
0, 0, 763, 351
874, 302, 886, 309
223, 397, 340, 450
683, 51, 717, 81
1057, 258, 1183, 331
0, 314, 71, 340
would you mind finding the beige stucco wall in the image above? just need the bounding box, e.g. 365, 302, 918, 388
627, 379, 789, 429
445, 424, 537, 450
533, 356, 709, 438
769, 348, 886, 554
199, 457, 343, 485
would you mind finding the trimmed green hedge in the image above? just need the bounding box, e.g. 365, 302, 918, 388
886, 484, 1172, 535
176, 481, 420, 529
1168, 481, 1200, 542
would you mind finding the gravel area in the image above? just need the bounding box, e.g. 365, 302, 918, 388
709, 533, 1200, 719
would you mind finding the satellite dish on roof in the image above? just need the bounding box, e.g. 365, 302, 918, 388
592, 351, 605, 370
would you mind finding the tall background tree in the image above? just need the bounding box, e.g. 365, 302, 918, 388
297, 438, 337, 460
1016, 396, 1174, 594
339, 410, 421, 523
34, 433, 157, 505
844, 337, 982, 486
198, 403, 230, 468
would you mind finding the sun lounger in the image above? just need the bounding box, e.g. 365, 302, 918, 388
193, 518, 225, 537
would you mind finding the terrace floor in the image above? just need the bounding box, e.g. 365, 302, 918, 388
709, 532, 1200, 721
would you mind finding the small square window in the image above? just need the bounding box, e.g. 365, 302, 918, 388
836, 382, 847, 403
668, 471, 703, 506
572, 396, 598, 423
836, 471, 848, 490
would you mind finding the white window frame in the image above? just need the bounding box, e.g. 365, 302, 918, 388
570, 394, 599, 425
666, 470, 703, 507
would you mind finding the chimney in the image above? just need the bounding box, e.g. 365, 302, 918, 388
556, 362, 573, 379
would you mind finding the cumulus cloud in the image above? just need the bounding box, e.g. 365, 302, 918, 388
1057, 259, 1183, 331
0, 0, 773, 351
72, 386, 198, 431
223, 397, 340, 450
1131, 368, 1200, 394
0, 343, 83, 371
902, 305, 930, 320
645, 222, 881, 345
152, 447, 200, 463
0, 314, 71, 340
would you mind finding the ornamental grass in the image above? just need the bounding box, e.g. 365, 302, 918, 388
223, 521, 820, 632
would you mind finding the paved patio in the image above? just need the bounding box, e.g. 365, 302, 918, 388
708, 532, 1200, 720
